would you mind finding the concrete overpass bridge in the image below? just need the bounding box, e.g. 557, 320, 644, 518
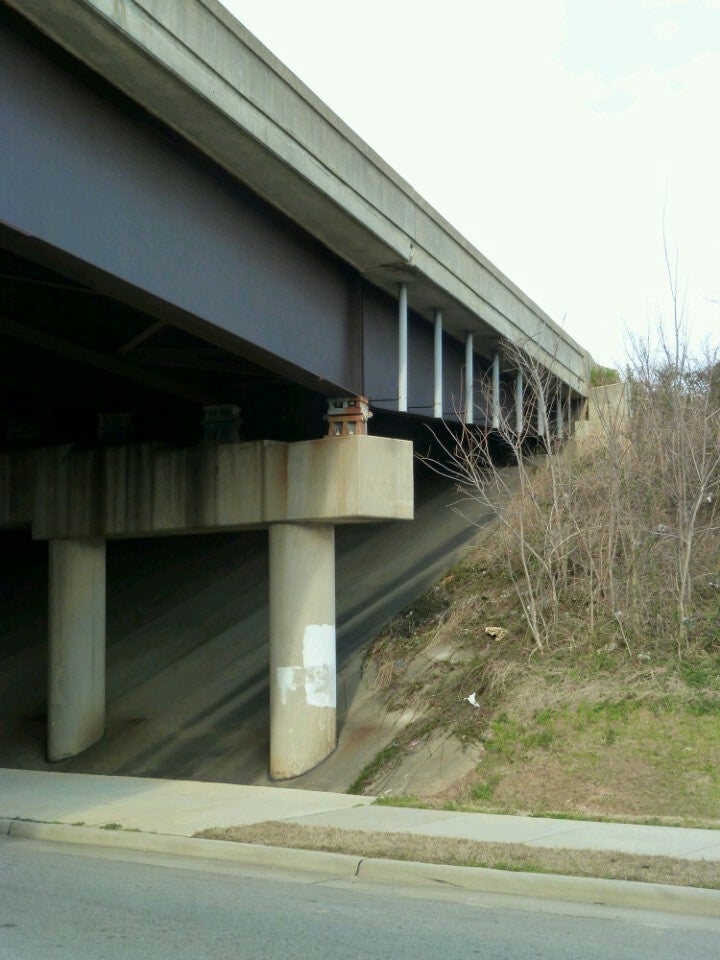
0, 0, 589, 781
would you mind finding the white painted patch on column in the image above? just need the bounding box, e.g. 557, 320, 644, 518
302, 624, 336, 708
275, 666, 302, 705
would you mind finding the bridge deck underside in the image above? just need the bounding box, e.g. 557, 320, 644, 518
0, 5, 584, 781
0, 7, 581, 436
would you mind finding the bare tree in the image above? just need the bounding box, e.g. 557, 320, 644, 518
425, 316, 720, 658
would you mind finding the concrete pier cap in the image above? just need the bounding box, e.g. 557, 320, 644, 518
17, 434, 414, 776
31, 434, 414, 539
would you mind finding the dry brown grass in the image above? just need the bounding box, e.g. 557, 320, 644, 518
429, 329, 720, 659
357, 348, 720, 809
356, 530, 720, 816
493, 661, 678, 723
196, 822, 720, 890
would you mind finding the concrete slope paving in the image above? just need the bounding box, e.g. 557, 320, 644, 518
0, 468, 495, 786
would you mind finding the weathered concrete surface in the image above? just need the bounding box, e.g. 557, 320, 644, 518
368, 732, 484, 800
294, 624, 487, 795
574, 382, 630, 445
0, 449, 33, 529
29, 435, 413, 540
0, 768, 371, 834
269, 523, 336, 779
47, 539, 106, 762
4, 0, 590, 394
28, 434, 411, 773
0, 469, 493, 786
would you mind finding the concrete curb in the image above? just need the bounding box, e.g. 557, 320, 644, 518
5, 820, 362, 876
4, 820, 720, 918
356, 857, 720, 918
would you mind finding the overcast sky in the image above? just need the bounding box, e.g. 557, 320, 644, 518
220, 0, 719, 368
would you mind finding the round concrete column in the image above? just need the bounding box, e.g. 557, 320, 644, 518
47, 538, 106, 762
269, 522, 336, 779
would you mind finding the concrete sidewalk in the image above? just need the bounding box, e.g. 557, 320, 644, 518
2, 767, 720, 861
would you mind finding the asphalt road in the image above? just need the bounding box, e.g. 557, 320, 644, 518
1, 838, 718, 960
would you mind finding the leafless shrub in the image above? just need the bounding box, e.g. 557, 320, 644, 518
425, 304, 720, 658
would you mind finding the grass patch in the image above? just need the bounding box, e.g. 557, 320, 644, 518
98, 822, 142, 832
357, 548, 720, 821
442, 700, 720, 824
469, 778, 499, 803
374, 794, 426, 809
196, 821, 720, 891
348, 742, 403, 795
373, 795, 720, 830
590, 364, 620, 387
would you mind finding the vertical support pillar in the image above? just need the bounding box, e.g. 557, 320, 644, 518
433, 309, 443, 418
269, 523, 336, 779
491, 351, 501, 429
48, 538, 106, 762
537, 387, 546, 438
568, 396, 577, 436
464, 331, 474, 424
398, 283, 408, 413
556, 389, 564, 439
515, 369, 524, 435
